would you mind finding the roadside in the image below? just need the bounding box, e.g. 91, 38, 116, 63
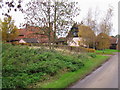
39, 54, 110, 88
69, 52, 118, 88
28, 46, 117, 88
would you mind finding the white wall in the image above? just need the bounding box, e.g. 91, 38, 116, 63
67, 37, 82, 47
19, 39, 26, 43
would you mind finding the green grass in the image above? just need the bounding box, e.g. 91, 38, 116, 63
38, 55, 109, 88
96, 49, 119, 55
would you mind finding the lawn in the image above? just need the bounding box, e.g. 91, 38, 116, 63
95, 49, 119, 55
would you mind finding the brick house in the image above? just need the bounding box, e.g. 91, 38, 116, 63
109, 37, 118, 49
14, 24, 54, 43
116, 38, 120, 50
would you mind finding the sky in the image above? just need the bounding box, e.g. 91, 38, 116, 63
74, 0, 119, 36
0, 0, 119, 36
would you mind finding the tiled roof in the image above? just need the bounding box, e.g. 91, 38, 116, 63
15, 25, 54, 43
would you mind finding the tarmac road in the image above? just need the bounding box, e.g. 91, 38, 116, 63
69, 52, 118, 88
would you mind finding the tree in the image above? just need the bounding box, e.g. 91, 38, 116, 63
99, 6, 113, 35
24, 0, 80, 49
0, 19, 2, 41
0, 0, 23, 17
0, 16, 18, 42
96, 33, 110, 50
115, 34, 120, 38
82, 8, 100, 35
78, 25, 96, 48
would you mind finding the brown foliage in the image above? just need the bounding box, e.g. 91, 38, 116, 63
12, 42, 31, 46
78, 25, 96, 48
84, 48, 96, 52
96, 33, 110, 49
1, 16, 18, 42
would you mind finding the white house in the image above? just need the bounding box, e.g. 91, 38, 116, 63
67, 37, 86, 47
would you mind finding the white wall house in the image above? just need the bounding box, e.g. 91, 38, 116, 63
19, 39, 26, 43
67, 37, 86, 47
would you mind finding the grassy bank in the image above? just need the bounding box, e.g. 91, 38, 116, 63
2, 43, 110, 88
2, 43, 86, 88
40, 55, 109, 88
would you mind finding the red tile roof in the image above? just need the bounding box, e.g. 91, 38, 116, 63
15, 25, 54, 43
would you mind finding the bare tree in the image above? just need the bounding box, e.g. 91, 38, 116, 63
24, 0, 80, 49
52, 0, 80, 45
83, 8, 99, 48
0, 0, 23, 17
93, 7, 100, 35
99, 6, 113, 35
83, 8, 100, 35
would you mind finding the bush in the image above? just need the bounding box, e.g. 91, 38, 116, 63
11, 42, 31, 46
84, 48, 96, 52
11, 41, 19, 45
77, 54, 89, 60
19, 43, 31, 46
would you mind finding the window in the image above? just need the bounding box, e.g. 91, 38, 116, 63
72, 31, 78, 37
19, 35, 24, 36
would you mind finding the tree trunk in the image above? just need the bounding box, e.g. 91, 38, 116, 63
53, 2, 57, 49
48, 1, 51, 49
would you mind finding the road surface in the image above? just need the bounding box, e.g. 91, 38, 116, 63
69, 52, 118, 88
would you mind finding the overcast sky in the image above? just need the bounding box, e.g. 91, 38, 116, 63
75, 0, 119, 36
0, 0, 119, 36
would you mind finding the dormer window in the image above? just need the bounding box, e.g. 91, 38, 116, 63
73, 31, 78, 37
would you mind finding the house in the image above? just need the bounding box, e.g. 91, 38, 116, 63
109, 37, 118, 49
66, 23, 86, 47
66, 23, 79, 46
67, 23, 118, 49
116, 38, 120, 50
14, 24, 54, 43
19, 38, 39, 43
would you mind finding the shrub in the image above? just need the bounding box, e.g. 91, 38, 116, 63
11, 41, 19, 45
77, 54, 89, 61
11, 42, 31, 46
96, 33, 110, 49
19, 43, 31, 46
84, 48, 96, 52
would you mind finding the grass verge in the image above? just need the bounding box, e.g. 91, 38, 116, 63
38, 55, 110, 88
96, 49, 120, 55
